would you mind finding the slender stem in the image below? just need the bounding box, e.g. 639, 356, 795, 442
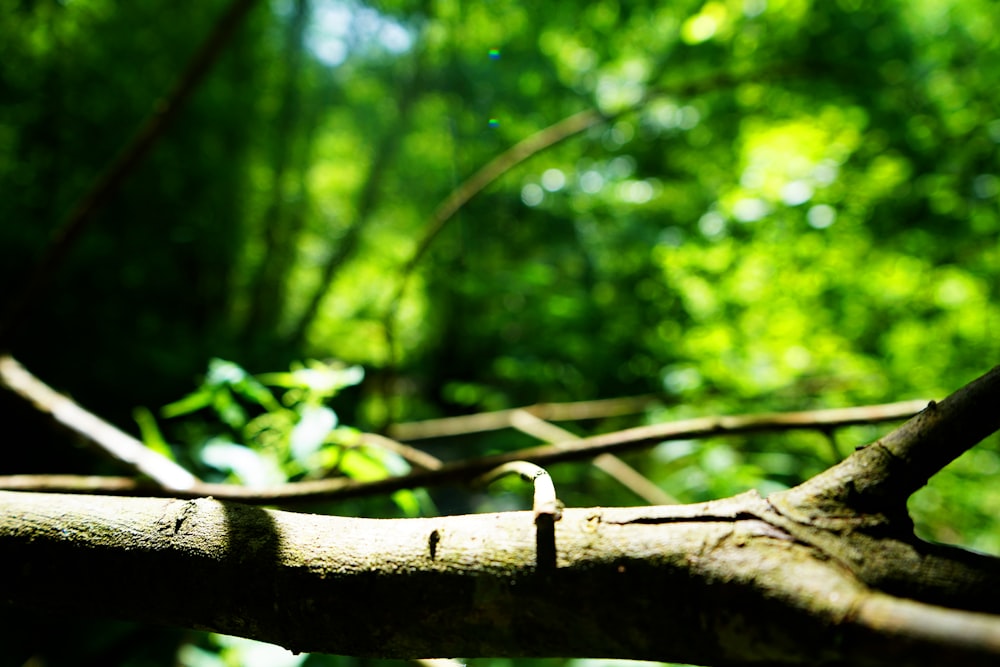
0, 396, 934, 504
0, 355, 198, 488
0, 0, 260, 346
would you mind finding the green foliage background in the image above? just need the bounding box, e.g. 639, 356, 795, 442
1, 0, 998, 665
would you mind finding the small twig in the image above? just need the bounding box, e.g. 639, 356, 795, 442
0, 355, 198, 489
359, 432, 443, 472
509, 409, 677, 505
0, 398, 933, 504
412, 660, 465, 667
388, 396, 926, 441
475, 461, 562, 522
474, 460, 561, 570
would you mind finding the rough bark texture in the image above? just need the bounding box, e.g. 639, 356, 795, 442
2, 489, 1000, 665
3, 366, 1000, 665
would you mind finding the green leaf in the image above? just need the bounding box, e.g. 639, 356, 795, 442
199, 439, 284, 486
338, 448, 390, 482
212, 389, 247, 430
132, 406, 175, 460
289, 405, 337, 464
161, 388, 215, 418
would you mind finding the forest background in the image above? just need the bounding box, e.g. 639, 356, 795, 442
1, 0, 999, 665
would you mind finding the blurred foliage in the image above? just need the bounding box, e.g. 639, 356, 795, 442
140, 357, 431, 516
2, 0, 999, 665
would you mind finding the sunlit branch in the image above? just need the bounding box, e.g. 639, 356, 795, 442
389, 395, 659, 440
0, 0, 261, 346
507, 409, 678, 505
0, 355, 198, 489
773, 365, 1000, 522
473, 460, 562, 521
0, 396, 932, 504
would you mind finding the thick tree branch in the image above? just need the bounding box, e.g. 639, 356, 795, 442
3, 368, 999, 663
2, 489, 999, 665
763, 365, 1000, 613
771, 365, 1000, 523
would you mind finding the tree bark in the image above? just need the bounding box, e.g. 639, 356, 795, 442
3, 366, 1000, 665
1, 490, 999, 665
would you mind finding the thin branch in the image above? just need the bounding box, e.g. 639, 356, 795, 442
0, 355, 198, 489
0, 0, 260, 346
0, 398, 930, 504
389, 395, 660, 440
473, 460, 562, 521
393, 397, 928, 441
396, 109, 605, 288
772, 365, 1000, 523
359, 432, 443, 472
508, 409, 678, 505
381, 65, 804, 377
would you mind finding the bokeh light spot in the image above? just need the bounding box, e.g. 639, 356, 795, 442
807, 204, 837, 229
580, 170, 604, 194
521, 183, 544, 207
541, 168, 566, 192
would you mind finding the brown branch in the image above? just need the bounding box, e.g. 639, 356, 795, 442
508, 409, 677, 505
0, 355, 198, 488
772, 365, 1000, 524
398, 108, 605, 285
0, 0, 261, 346
393, 397, 928, 441
0, 398, 930, 504
381, 65, 805, 379
3, 489, 1000, 663
389, 395, 660, 440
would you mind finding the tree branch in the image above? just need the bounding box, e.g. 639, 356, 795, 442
0, 397, 931, 503
3, 489, 999, 665
0, 354, 198, 489
388, 395, 660, 440
0, 0, 260, 345
389, 396, 928, 440
771, 365, 1000, 524
507, 409, 677, 505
